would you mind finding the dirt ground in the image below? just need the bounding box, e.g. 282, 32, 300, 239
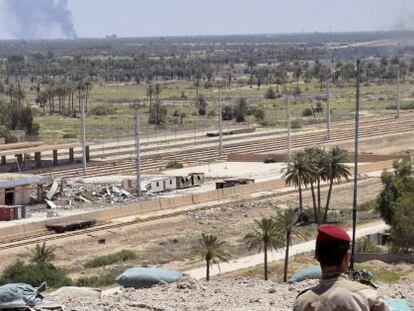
0, 176, 383, 281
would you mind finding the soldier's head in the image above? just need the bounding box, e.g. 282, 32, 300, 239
315, 225, 351, 272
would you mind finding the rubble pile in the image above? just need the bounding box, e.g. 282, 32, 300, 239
62, 277, 414, 311
44, 179, 133, 209
186, 201, 279, 222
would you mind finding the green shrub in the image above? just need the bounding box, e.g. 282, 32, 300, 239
63, 133, 77, 139
385, 102, 414, 110
302, 108, 313, 117
84, 250, 137, 268
253, 108, 265, 121
356, 238, 381, 253
165, 161, 184, 169
291, 120, 302, 129
75, 270, 119, 287
88, 105, 117, 116
0, 261, 71, 288
265, 87, 276, 99
359, 199, 377, 212
0, 126, 9, 139
208, 110, 217, 117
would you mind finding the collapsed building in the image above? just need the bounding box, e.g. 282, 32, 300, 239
0, 174, 51, 220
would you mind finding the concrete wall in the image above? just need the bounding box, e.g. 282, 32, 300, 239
228, 153, 287, 162
228, 153, 409, 164
0, 138, 5, 145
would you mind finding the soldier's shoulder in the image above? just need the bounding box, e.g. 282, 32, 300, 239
294, 288, 318, 311
335, 277, 372, 292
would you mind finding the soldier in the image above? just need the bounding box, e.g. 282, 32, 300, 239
294, 225, 389, 311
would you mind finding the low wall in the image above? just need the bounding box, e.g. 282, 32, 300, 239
355, 253, 414, 264
227, 153, 287, 162
228, 153, 409, 164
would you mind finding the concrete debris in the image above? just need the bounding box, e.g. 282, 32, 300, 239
46, 181, 59, 200
45, 199, 58, 209
43, 178, 135, 209
77, 195, 92, 204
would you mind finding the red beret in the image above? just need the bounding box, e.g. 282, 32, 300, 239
317, 225, 351, 244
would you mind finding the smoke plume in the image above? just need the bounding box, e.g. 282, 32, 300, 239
394, 0, 414, 31
4, 0, 77, 39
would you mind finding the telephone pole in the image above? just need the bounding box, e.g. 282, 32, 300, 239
350, 59, 361, 271
396, 66, 400, 118
134, 103, 142, 197
81, 97, 87, 175
326, 64, 332, 141
218, 87, 223, 156
287, 96, 291, 158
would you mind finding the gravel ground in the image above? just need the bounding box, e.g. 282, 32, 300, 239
62, 277, 414, 311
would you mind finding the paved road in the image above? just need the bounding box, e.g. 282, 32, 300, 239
186, 221, 389, 280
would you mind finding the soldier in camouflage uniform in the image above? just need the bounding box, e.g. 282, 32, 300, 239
294, 225, 389, 311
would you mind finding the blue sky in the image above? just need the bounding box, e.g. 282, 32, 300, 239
1, 0, 413, 39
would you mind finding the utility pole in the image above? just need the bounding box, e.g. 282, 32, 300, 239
326, 61, 332, 141
350, 59, 361, 271
396, 66, 400, 118
287, 96, 291, 158
218, 87, 223, 156
134, 103, 142, 197
81, 96, 87, 175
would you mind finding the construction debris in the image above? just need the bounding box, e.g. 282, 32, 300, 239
46, 181, 59, 200
43, 178, 134, 209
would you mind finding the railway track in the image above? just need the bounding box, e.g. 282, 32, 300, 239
32, 113, 414, 179
60, 113, 414, 161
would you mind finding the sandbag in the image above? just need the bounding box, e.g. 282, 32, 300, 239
386, 298, 412, 311
116, 267, 183, 289
0, 283, 42, 307
0, 283, 63, 310
289, 265, 322, 284
47, 286, 102, 300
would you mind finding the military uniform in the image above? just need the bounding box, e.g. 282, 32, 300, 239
294, 274, 389, 311
294, 225, 390, 311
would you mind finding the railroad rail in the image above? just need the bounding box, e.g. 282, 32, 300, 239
26, 113, 414, 179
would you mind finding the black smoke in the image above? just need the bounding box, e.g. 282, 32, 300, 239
4, 0, 77, 39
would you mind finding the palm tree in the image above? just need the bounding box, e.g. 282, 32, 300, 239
30, 243, 56, 266
305, 147, 328, 225
244, 217, 282, 280
198, 234, 230, 281
284, 151, 314, 215
273, 209, 306, 282
323, 146, 351, 223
